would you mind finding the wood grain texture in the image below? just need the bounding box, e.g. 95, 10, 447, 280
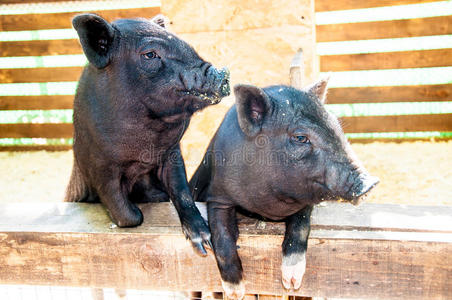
317, 16, 452, 42
0, 95, 74, 110
320, 49, 452, 71
0, 123, 73, 138
0, 202, 450, 298
327, 84, 452, 104
0, 39, 82, 57
0, 7, 160, 31
315, 0, 441, 12
0, 67, 83, 83
340, 114, 452, 133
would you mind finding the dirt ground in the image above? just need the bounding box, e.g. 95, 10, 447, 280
0, 141, 451, 206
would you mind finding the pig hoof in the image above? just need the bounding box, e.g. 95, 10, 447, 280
281, 252, 306, 290
182, 217, 212, 256
111, 205, 143, 228
221, 280, 245, 300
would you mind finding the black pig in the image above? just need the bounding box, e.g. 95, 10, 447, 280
189, 79, 378, 298
65, 13, 230, 255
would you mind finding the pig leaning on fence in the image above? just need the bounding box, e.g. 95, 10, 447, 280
189, 79, 379, 299
65, 13, 230, 255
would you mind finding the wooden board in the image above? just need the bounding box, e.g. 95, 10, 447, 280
2, 0, 95, 3
315, 0, 441, 12
0, 123, 73, 138
0, 145, 72, 151
327, 84, 452, 104
0, 202, 450, 299
0, 95, 74, 110
0, 67, 83, 83
317, 16, 452, 42
349, 137, 452, 143
341, 114, 452, 133
0, 115, 450, 140
0, 7, 161, 31
320, 49, 452, 71
0, 39, 82, 57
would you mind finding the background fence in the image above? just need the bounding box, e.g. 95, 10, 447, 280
0, 0, 451, 150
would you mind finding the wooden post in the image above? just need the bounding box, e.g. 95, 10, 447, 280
290, 49, 304, 89
0, 202, 451, 299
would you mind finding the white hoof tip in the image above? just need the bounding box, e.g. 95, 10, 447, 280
222, 280, 245, 300
281, 252, 306, 290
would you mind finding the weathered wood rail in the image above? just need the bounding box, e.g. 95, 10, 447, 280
0, 202, 451, 299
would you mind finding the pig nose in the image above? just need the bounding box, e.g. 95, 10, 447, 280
358, 174, 379, 196
351, 174, 379, 205
207, 66, 230, 97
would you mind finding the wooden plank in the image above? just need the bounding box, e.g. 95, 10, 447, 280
320, 49, 452, 71
0, 67, 83, 83
0, 95, 74, 110
317, 16, 452, 42
0, 7, 161, 31
349, 137, 452, 143
315, 0, 441, 12
0, 115, 449, 140
327, 84, 452, 103
9, 85, 449, 110
0, 123, 73, 138
340, 114, 452, 133
256, 295, 288, 300
0, 39, 81, 57
0, 202, 450, 299
2, 0, 94, 3
0, 145, 72, 151
290, 49, 304, 89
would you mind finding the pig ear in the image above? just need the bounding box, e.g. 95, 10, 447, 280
235, 84, 272, 137
72, 14, 116, 69
151, 14, 170, 29
305, 77, 329, 104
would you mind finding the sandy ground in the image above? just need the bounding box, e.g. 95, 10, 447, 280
0, 141, 451, 206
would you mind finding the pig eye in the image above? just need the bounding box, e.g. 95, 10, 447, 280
291, 135, 310, 144
142, 51, 160, 60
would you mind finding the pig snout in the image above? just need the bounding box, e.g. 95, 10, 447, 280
207, 66, 230, 97
181, 66, 230, 104
349, 173, 379, 205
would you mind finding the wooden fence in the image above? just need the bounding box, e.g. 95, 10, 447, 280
315, 0, 452, 141
0, 0, 451, 150
0, 202, 451, 299
0, 1, 161, 150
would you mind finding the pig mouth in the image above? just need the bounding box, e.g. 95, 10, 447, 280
348, 177, 379, 206
312, 181, 339, 202
313, 174, 379, 206
182, 90, 225, 105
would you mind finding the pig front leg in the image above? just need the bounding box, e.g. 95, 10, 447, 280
95, 167, 143, 227
281, 205, 313, 290
159, 145, 212, 256
208, 202, 245, 300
